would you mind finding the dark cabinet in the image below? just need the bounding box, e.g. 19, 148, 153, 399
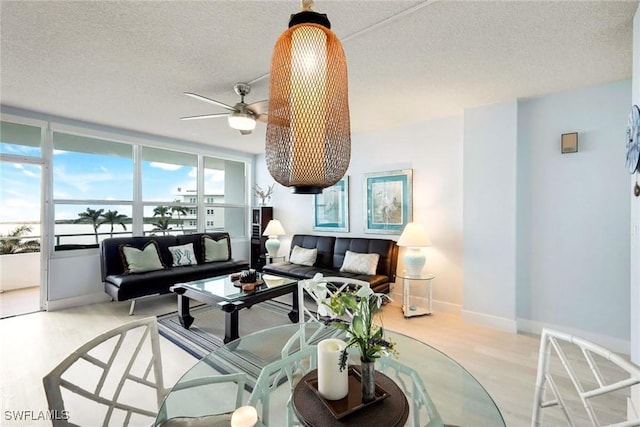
250, 207, 273, 269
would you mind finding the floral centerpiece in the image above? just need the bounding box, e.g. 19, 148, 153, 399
323, 284, 397, 401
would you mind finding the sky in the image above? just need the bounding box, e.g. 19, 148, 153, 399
0, 141, 226, 223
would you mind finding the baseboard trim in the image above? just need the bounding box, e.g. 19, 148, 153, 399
388, 290, 461, 316
461, 309, 517, 333
46, 293, 111, 311
517, 318, 630, 355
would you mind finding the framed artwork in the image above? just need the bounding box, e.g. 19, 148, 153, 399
313, 177, 349, 232
364, 169, 413, 234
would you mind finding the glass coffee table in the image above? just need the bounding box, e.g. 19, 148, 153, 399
170, 274, 298, 343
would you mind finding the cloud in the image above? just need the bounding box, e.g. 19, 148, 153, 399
150, 162, 183, 171
54, 165, 130, 194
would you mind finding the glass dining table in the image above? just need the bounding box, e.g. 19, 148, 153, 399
155, 323, 505, 427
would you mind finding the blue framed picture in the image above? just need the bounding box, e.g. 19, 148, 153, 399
364, 169, 413, 234
313, 177, 349, 232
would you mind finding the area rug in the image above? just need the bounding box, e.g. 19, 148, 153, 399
157, 299, 297, 359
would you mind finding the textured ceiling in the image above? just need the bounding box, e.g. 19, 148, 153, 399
1, 0, 637, 154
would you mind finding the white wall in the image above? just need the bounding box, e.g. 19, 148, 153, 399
517, 81, 631, 349
631, 5, 640, 365
0, 253, 40, 291
256, 116, 465, 310
629, 6, 639, 417
462, 101, 519, 332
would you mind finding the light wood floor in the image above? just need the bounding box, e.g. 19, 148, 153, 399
0, 294, 627, 426
0, 287, 40, 319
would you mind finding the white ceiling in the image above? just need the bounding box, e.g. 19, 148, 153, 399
1, 1, 637, 154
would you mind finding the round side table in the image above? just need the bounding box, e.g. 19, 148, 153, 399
292, 368, 409, 427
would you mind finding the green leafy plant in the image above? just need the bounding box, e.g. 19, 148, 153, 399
324, 286, 397, 370
0, 225, 40, 255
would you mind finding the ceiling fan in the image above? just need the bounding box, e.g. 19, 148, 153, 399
180, 83, 268, 135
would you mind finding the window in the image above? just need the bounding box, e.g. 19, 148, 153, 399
204, 207, 245, 234
189, 208, 197, 215
206, 220, 214, 227
142, 147, 197, 203
53, 132, 133, 249
54, 204, 133, 248
206, 209, 215, 215
189, 220, 196, 227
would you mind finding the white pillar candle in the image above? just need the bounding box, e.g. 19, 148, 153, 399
317, 338, 349, 400
230, 405, 258, 427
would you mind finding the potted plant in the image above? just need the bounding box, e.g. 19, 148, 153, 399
324, 285, 397, 402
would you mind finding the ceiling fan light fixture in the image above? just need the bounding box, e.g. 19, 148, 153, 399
228, 111, 256, 131
265, 0, 350, 195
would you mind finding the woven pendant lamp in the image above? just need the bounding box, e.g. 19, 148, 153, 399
266, 0, 350, 194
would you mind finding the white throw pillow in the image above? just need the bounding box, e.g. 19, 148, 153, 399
168, 243, 198, 266
203, 236, 230, 262
120, 241, 165, 274
340, 250, 380, 275
289, 245, 317, 266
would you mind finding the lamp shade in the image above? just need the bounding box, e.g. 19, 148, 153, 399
262, 219, 286, 237
397, 222, 431, 276
266, 6, 350, 194
397, 223, 432, 247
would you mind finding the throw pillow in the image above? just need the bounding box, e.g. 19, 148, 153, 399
168, 243, 198, 267
340, 250, 380, 275
120, 241, 166, 274
289, 245, 317, 266
203, 236, 230, 262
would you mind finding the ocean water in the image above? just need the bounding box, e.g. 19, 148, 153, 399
0, 223, 164, 246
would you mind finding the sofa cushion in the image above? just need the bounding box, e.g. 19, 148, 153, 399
289, 235, 336, 269
340, 250, 379, 275
120, 241, 166, 274
168, 243, 198, 266
290, 245, 317, 266
203, 235, 230, 262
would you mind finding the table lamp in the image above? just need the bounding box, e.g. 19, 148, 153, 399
397, 222, 431, 276
263, 219, 285, 257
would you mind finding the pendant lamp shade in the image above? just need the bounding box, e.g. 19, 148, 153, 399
266, 7, 350, 195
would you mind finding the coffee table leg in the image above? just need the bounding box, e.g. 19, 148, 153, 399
219, 301, 244, 344
288, 287, 299, 323
177, 294, 194, 329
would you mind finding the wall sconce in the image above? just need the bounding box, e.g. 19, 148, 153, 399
266, 0, 350, 194
561, 132, 578, 154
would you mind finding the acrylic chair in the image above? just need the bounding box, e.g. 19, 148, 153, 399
378, 355, 444, 427
43, 317, 246, 427
281, 276, 370, 357
248, 345, 318, 427
531, 328, 640, 427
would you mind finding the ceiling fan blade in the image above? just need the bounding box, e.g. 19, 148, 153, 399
184, 92, 236, 111
255, 113, 269, 124
180, 113, 228, 121
240, 129, 253, 136
248, 100, 269, 116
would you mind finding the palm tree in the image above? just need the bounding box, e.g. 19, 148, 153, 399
153, 206, 172, 219
151, 217, 172, 236
100, 210, 128, 238
0, 225, 40, 255
170, 203, 189, 232
75, 208, 104, 244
